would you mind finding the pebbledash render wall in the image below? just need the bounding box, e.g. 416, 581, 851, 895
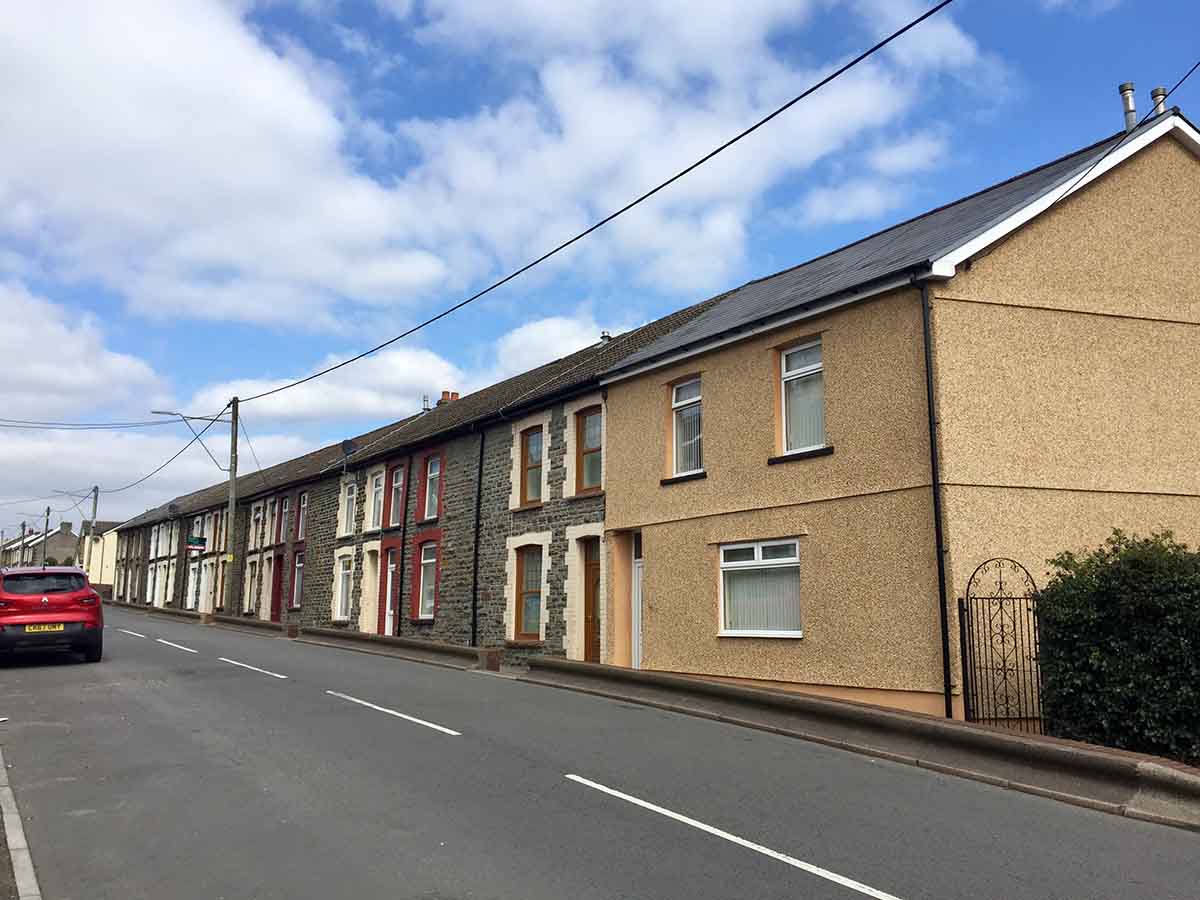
929, 132, 1200, 677
602, 288, 951, 715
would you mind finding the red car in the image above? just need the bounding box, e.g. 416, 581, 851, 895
0, 566, 103, 662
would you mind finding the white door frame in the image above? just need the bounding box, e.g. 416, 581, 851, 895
631, 559, 643, 669
384, 549, 396, 636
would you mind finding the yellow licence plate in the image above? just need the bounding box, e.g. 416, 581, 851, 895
24, 623, 65, 633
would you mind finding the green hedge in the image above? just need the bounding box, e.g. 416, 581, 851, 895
1036, 531, 1200, 765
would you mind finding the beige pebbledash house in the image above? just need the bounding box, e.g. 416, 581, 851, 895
598, 100, 1200, 718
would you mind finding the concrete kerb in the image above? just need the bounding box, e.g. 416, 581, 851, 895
0, 747, 42, 900
524, 657, 1200, 832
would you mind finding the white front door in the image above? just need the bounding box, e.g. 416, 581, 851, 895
188, 563, 199, 610
384, 550, 396, 636
631, 559, 643, 669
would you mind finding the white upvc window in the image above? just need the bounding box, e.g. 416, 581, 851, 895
417, 542, 437, 619
389, 468, 404, 527
369, 472, 384, 530
280, 497, 289, 543
336, 557, 353, 620
781, 340, 825, 454
342, 483, 357, 536
672, 378, 703, 476
292, 552, 304, 608
422, 456, 441, 520
297, 493, 308, 541
251, 504, 263, 550
718, 539, 802, 638
266, 499, 277, 544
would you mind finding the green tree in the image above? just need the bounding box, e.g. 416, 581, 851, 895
1037, 530, 1200, 765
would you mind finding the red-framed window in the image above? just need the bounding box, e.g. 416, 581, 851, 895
416, 450, 445, 521
409, 527, 442, 620
383, 459, 408, 529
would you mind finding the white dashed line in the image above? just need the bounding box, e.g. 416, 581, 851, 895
155, 638, 197, 654
565, 774, 904, 900
118, 629, 146, 638
219, 657, 288, 679
325, 690, 460, 736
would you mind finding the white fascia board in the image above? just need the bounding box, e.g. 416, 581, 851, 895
600, 273, 914, 386
928, 115, 1200, 278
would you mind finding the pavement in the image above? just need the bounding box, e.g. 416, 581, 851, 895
0, 607, 1197, 900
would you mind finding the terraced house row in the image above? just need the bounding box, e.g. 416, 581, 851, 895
113, 106, 1200, 719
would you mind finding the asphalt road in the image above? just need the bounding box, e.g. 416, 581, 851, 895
1, 608, 1197, 900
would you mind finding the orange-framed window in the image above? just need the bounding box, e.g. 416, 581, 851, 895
520, 426, 543, 506
576, 406, 602, 493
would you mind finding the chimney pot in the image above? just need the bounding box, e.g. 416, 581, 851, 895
600, 330, 612, 343
450, 391, 460, 401
1151, 86, 1168, 117
1119, 81, 1137, 132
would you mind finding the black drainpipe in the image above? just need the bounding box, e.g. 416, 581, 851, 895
920, 278, 955, 718
469, 427, 486, 647
394, 453, 412, 636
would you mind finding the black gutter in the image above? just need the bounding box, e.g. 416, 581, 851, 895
920, 278, 954, 719
469, 427, 486, 647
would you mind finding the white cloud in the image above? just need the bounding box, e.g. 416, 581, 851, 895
0, 282, 169, 417
868, 133, 948, 176
788, 179, 907, 227
0, 0, 1001, 330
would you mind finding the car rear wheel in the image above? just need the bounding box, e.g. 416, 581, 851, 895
84, 636, 103, 663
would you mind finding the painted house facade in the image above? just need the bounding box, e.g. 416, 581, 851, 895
599, 108, 1200, 717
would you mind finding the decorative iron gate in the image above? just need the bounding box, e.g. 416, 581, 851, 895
958, 558, 1044, 733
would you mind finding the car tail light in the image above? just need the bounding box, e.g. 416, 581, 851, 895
80, 593, 99, 605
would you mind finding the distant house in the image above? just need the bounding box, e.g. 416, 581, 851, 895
78, 521, 122, 586
0, 521, 81, 567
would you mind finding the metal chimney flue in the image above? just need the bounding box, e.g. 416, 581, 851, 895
1119, 82, 1137, 132
1151, 86, 1168, 117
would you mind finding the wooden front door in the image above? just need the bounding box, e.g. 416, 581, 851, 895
583, 538, 601, 663
269, 553, 284, 622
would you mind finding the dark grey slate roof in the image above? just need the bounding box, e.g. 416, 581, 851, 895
605, 116, 1174, 377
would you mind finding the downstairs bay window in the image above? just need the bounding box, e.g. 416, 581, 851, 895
719, 539, 801, 637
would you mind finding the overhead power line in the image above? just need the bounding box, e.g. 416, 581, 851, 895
100, 401, 233, 495
0, 417, 180, 430
239, 0, 958, 406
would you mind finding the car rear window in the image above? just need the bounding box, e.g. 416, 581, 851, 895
2, 573, 86, 595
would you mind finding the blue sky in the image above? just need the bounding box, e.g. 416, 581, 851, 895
1, 0, 1197, 525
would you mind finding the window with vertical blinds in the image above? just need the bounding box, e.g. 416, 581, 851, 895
672, 379, 703, 475
515, 545, 542, 639
719, 540, 801, 637
782, 341, 825, 453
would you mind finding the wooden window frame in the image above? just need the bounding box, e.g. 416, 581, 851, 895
514, 544, 543, 641
519, 425, 544, 508
575, 406, 603, 495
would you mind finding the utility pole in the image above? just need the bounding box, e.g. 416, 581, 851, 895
41, 506, 50, 566
222, 396, 239, 613
18, 522, 26, 566
84, 485, 99, 575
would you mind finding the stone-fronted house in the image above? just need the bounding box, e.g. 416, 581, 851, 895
597, 106, 1200, 717
0, 522, 81, 567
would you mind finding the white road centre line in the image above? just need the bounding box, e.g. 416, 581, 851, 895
325, 690, 461, 736
564, 774, 905, 900
155, 638, 197, 654
118, 628, 146, 638
219, 657, 288, 680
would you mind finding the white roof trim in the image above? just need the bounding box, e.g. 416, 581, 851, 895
601, 273, 913, 386
928, 114, 1200, 278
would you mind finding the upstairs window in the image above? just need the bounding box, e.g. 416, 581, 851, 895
280, 497, 289, 543
266, 499, 276, 543
297, 493, 308, 541
515, 545, 543, 640
576, 407, 602, 493
389, 467, 404, 527
423, 456, 441, 520
520, 427, 543, 505
672, 378, 703, 475
782, 340, 825, 453
370, 472, 384, 529
342, 483, 357, 535
719, 539, 801, 637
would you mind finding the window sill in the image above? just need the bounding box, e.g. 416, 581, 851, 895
418, 516, 439, 526
330, 618, 351, 626
410, 616, 435, 624
506, 638, 544, 648
768, 446, 833, 465
514, 501, 543, 512
661, 470, 706, 486
363, 526, 382, 536
566, 488, 604, 501
718, 630, 803, 639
